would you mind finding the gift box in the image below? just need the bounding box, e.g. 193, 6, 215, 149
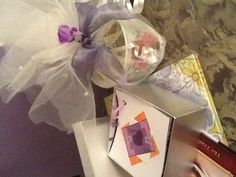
108, 83, 209, 177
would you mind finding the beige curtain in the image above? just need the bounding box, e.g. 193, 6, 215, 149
142, 0, 236, 151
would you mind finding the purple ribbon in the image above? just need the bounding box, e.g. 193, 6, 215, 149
58, 2, 133, 89
111, 100, 126, 127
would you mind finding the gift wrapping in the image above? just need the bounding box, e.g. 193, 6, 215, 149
149, 54, 227, 144
108, 84, 209, 177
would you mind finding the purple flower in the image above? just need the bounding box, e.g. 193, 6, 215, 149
58, 25, 79, 44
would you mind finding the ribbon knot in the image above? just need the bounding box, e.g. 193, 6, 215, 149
57, 2, 134, 88
82, 33, 94, 49
58, 25, 95, 49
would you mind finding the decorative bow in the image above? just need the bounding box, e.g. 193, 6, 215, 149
0, 0, 148, 133
58, 2, 134, 88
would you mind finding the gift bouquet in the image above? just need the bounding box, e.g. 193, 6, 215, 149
0, 0, 165, 132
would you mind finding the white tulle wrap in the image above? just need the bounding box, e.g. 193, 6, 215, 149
0, 0, 92, 132
0, 0, 160, 132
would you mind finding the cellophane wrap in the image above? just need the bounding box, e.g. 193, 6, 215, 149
91, 18, 165, 87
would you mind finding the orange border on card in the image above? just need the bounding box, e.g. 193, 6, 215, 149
135, 112, 146, 122
150, 136, 160, 158
122, 112, 160, 165
129, 156, 143, 165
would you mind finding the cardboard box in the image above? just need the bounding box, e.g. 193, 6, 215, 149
108, 83, 209, 177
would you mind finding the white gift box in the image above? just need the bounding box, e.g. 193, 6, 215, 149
108, 83, 209, 177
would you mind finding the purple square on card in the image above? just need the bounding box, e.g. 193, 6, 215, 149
122, 120, 155, 157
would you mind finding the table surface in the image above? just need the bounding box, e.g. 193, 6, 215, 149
73, 117, 131, 177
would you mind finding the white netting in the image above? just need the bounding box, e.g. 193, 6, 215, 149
0, 0, 164, 132
0, 0, 95, 132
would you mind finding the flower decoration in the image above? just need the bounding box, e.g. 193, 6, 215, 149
131, 32, 159, 71
58, 25, 82, 44
136, 32, 157, 47
133, 59, 149, 71
177, 58, 204, 94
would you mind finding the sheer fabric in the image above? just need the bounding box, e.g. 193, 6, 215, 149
0, 0, 165, 132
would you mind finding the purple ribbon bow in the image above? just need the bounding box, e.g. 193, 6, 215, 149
58, 2, 133, 88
